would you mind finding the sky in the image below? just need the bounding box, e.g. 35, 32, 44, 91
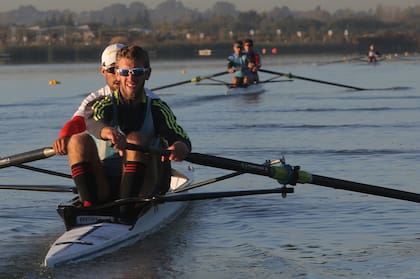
1, 0, 420, 13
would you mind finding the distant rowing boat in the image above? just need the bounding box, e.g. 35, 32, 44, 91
225, 83, 265, 95
44, 167, 193, 267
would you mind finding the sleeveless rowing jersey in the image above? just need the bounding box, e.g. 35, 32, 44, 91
94, 89, 158, 161
228, 53, 251, 78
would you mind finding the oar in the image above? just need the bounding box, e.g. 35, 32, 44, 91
316, 56, 364, 66
259, 68, 365, 91
174, 159, 281, 193
1, 148, 72, 179
151, 71, 229, 91
259, 77, 293, 84
184, 152, 420, 204
12, 145, 420, 204
156, 187, 293, 202
0, 147, 55, 169
85, 187, 294, 209
0, 184, 76, 193
194, 83, 229, 86
13, 164, 72, 179
125, 144, 420, 204
260, 80, 293, 83
195, 80, 292, 87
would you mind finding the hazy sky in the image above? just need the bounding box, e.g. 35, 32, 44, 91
1, 0, 420, 13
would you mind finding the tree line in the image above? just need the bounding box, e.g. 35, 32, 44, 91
0, 1, 419, 54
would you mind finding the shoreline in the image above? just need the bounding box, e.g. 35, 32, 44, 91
1, 40, 418, 65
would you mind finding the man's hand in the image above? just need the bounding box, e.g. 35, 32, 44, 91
167, 141, 190, 162
101, 127, 126, 156
52, 137, 70, 155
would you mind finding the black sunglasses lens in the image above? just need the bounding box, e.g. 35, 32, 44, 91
106, 67, 115, 74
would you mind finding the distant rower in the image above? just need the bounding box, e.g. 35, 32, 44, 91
367, 44, 381, 63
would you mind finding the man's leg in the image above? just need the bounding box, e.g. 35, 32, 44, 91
67, 133, 110, 206
119, 132, 148, 216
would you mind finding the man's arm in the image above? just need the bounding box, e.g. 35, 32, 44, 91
151, 98, 192, 152
58, 116, 86, 138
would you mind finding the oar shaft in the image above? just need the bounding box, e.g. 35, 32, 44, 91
0, 184, 75, 193
173, 171, 242, 193
151, 80, 191, 91
158, 187, 294, 202
186, 152, 273, 177
259, 69, 365, 91
14, 164, 72, 179
0, 147, 55, 169
289, 74, 364, 91
151, 71, 229, 91
311, 174, 420, 203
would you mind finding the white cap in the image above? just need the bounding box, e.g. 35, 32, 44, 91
101, 43, 125, 68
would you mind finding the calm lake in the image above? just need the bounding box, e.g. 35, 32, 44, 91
1, 54, 420, 278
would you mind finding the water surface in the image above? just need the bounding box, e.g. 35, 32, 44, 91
1, 56, 420, 278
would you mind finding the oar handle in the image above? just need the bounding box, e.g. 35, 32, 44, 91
0, 147, 55, 169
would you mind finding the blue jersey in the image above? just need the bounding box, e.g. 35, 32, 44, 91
227, 53, 251, 78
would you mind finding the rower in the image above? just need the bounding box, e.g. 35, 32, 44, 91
367, 44, 381, 63
243, 38, 261, 83
227, 40, 251, 87
65, 45, 191, 217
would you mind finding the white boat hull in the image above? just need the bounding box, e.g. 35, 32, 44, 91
226, 83, 265, 95
44, 167, 193, 267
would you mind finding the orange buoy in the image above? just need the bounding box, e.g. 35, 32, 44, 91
49, 80, 61, 85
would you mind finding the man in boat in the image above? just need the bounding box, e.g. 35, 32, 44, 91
367, 44, 381, 63
52, 43, 125, 156
66, 45, 191, 214
227, 40, 251, 87
243, 38, 261, 83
